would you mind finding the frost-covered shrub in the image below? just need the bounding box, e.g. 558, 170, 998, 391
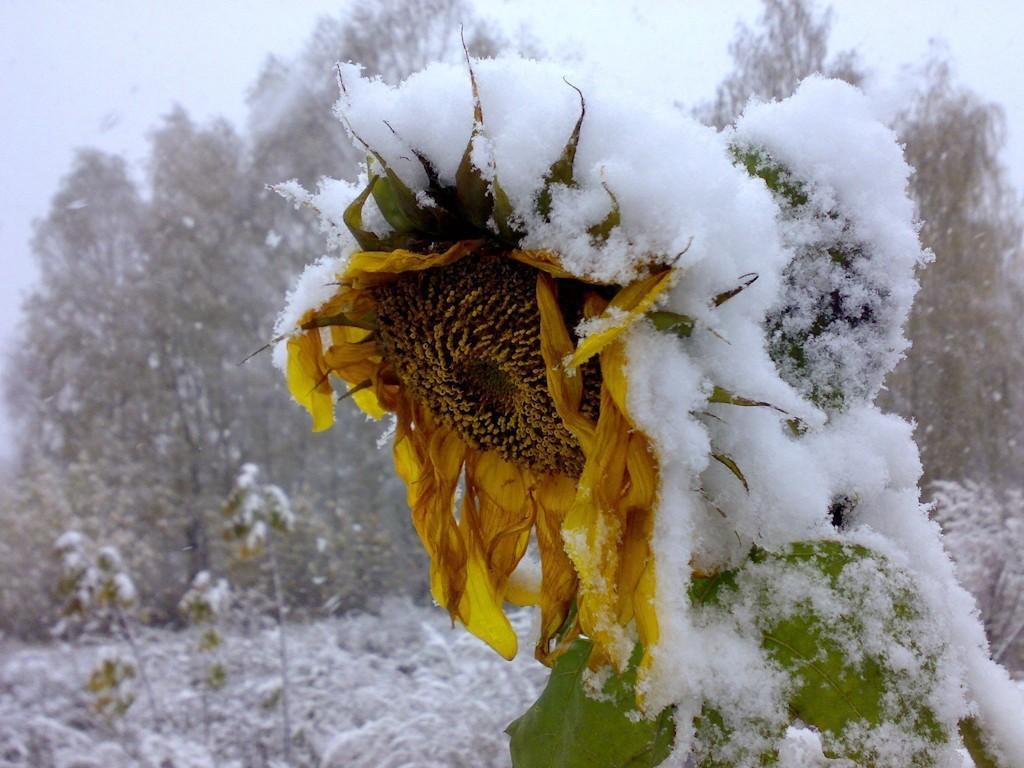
179, 571, 231, 691
51, 532, 162, 727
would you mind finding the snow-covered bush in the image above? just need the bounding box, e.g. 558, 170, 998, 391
180, 571, 231, 690
51, 532, 162, 728
271, 54, 1023, 766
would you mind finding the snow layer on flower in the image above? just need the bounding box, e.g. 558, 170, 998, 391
732, 77, 930, 408
269, 54, 1022, 763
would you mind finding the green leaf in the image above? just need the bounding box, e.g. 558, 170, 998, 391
647, 310, 694, 338
960, 717, 1005, 768
691, 541, 953, 766
692, 705, 780, 768
729, 145, 808, 209
507, 639, 675, 768
455, 55, 494, 230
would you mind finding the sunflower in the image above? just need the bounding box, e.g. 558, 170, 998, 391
282, 58, 678, 674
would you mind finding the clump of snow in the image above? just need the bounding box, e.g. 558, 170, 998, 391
732, 77, 930, 410
270, 54, 1022, 764
179, 571, 232, 622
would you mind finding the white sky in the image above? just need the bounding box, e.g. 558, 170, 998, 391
1, 0, 1022, 459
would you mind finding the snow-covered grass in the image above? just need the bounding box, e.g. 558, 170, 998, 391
0, 599, 546, 768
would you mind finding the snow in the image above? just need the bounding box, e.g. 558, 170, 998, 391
732, 77, 929, 409
0, 601, 544, 768
269, 54, 1023, 763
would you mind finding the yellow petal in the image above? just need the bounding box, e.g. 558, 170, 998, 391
460, 544, 518, 659
533, 473, 579, 663
536, 274, 596, 449
454, 451, 534, 659
344, 240, 482, 283
286, 333, 334, 432
351, 388, 386, 420
509, 249, 579, 280
567, 267, 674, 369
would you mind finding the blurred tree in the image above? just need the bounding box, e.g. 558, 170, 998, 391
885, 56, 1024, 488
1, 0, 509, 636
699, 0, 862, 128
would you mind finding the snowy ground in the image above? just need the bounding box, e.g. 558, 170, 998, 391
0, 599, 546, 768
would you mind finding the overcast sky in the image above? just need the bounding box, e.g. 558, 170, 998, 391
1, 0, 1022, 459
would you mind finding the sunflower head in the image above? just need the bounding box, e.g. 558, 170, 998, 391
280, 55, 677, 674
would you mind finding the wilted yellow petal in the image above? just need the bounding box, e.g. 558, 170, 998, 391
562, 384, 634, 669
533, 473, 579, 663
351, 388, 386, 420
536, 274, 596, 449
568, 267, 674, 369
509, 249, 578, 279
392, 406, 468, 619
505, 575, 541, 608
460, 546, 518, 659
453, 451, 534, 658
635, 562, 659, 670
345, 240, 482, 283
599, 339, 631, 418
286, 332, 334, 432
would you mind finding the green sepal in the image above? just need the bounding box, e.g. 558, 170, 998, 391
301, 310, 377, 332
708, 386, 776, 410
588, 182, 621, 244
712, 273, 759, 307
455, 59, 494, 230
371, 131, 463, 237
342, 175, 389, 251
493, 178, 525, 245
507, 639, 676, 768
647, 310, 694, 338
706, 387, 804, 433
535, 82, 586, 221
370, 171, 418, 233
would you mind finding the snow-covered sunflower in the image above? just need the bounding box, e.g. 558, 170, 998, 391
274, 55, 1024, 765
282, 59, 675, 669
